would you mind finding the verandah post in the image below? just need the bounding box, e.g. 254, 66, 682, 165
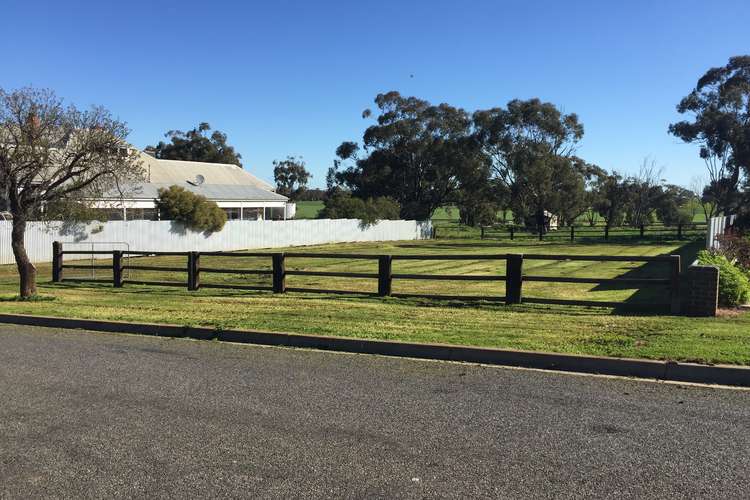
272, 252, 286, 293
52, 241, 63, 283
113, 250, 123, 288
378, 255, 392, 297
505, 254, 523, 305
669, 254, 681, 314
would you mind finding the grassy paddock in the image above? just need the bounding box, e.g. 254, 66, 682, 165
0, 238, 748, 365
294, 201, 324, 219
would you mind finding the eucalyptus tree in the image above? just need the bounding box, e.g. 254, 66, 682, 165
146, 122, 243, 166
669, 55, 750, 217
472, 98, 585, 230
331, 92, 483, 220
273, 155, 311, 200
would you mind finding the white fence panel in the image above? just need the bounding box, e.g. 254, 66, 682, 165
0, 219, 433, 265
706, 214, 737, 250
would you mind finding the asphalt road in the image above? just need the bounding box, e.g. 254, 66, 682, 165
0, 325, 748, 499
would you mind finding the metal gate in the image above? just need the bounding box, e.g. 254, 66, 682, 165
61, 241, 131, 279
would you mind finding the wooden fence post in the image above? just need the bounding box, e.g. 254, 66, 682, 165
604, 225, 609, 240
113, 250, 123, 288
669, 254, 681, 314
505, 254, 523, 305
378, 255, 392, 297
570, 226, 575, 242
480, 226, 485, 239
640, 224, 645, 238
186, 252, 192, 290
273, 253, 286, 293
509, 226, 514, 241
187, 251, 200, 291
538, 226, 543, 241
52, 241, 63, 283
677, 224, 683, 240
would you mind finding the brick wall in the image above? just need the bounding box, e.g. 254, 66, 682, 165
682, 264, 719, 317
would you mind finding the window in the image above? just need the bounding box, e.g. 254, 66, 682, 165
223, 207, 241, 220
264, 207, 285, 220
94, 208, 124, 221
242, 207, 262, 220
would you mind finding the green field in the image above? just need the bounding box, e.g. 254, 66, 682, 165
294, 201, 324, 219
1, 238, 748, 365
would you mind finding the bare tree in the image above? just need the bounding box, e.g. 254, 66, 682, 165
626, 157, 664, 226
0, 87, 143, 297
688, 174, 718, 221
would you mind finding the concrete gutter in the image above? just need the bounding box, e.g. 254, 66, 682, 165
0, 313, 748, 387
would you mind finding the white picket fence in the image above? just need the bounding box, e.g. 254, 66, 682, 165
706, 214, 737, 250
0, 219, 433, 264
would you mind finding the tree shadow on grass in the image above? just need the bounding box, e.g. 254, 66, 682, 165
588, 240, 704, 314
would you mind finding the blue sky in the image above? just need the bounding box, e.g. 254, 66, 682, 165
3, 0, 749, 187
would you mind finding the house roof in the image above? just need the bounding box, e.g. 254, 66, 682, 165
138, 151, 275, 190
97, 151, 287, 202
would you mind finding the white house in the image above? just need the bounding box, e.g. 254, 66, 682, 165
91, 151, 291, 221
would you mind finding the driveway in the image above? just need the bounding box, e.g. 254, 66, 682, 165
0, 324, 748, 498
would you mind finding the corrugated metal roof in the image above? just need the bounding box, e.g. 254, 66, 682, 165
138, 151, 274, 190
103, 182, 287, 202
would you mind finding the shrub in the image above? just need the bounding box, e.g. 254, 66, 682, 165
318, 191, 401, 225
156, 185, 227, 233
715, 232, 750, 272
697, 250, 750, 307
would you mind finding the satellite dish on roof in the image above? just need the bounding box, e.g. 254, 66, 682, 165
195, 174, 205, 186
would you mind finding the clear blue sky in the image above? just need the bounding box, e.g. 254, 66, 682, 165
3, 0, 749, 188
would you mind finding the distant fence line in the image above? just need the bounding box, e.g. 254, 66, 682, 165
706, 214, 737, 250
0, 219, 433, 265
476, 222, 706, 242
53, 242, 686, 314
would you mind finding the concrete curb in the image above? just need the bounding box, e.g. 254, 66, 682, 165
0, 313, 748, 387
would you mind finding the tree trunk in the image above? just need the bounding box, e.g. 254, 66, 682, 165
11, 217, 37, 298
536, 208, 546, 235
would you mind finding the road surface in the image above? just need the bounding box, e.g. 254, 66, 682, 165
0, 324, 748, 498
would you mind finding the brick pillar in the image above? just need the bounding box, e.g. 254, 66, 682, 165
682, 264, 719, 317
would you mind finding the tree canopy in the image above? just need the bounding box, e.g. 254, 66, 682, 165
146, 122, 243, 166
330, 92, 484, 220
472, 98, 586, 230
0, 86, 144, 296
273, 156, 311, 200
669, 55, 750, 217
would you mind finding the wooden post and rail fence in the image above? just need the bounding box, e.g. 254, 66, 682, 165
51, 241, 689, 314
475, 222, 704, 242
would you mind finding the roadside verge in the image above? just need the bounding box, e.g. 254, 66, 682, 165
0, 312, 747, 387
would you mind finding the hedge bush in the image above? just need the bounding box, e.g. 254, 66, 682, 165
318, 191, 401, 225
697, 250, 750, 307
156, 185, 227, 233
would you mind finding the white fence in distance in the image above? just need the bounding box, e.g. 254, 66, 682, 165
706, 214, 737, 250
0, 219, 433, 265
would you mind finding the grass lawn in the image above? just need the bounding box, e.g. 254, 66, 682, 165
294, 201, 324, 219
0, 237, 748, 366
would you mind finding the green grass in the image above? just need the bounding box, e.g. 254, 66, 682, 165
0, 238, 748, 366
294, 201, 324, 219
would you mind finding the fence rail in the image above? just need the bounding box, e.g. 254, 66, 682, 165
51, 241, 683, 313
478, 223, 706, 242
